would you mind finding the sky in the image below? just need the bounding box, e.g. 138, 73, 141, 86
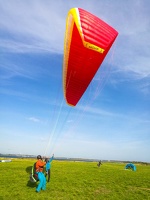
0, 0, 150, 162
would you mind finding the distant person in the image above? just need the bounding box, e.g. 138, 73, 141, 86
97, 160, 102, 168
45, 154, 54, 182
35, 155, 46, 192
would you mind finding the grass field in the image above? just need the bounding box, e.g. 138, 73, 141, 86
0, 158, 150, 200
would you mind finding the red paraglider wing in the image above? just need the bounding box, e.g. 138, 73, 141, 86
63, 8, 118, 106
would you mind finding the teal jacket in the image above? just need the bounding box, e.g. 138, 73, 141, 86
46, 156, 54, 171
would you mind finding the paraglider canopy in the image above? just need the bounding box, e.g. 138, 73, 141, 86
125, 163, 136, 171
63, 8, 118, 106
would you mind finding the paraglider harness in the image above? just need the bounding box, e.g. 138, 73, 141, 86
29, 162, 39, 183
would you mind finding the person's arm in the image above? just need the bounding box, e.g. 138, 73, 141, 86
49, 154, 54, 163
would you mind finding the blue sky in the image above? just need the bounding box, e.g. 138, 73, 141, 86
0, 0, 150, 162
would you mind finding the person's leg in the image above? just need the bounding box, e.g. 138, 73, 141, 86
42, 173, 46, 190
36, 172, 43, 192
48, 169, 50, 182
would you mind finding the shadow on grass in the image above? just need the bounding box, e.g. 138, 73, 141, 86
26, 166, 32, 174
26, 180, 37, 188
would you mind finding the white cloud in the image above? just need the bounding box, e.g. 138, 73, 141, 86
27, 117, 40, 123
0, 1, 66, 53
0, 38, 58, 54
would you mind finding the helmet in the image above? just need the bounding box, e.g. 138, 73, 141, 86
37, 155, 42, 159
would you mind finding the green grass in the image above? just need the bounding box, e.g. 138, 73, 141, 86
0, 158, 150, 199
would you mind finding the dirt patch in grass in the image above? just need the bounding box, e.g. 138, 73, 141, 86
94, 187, 111, 195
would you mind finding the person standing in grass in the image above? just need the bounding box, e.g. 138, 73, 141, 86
97, 160, 102, 168
35, 155, 46, 192
45, 154, 54, 182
